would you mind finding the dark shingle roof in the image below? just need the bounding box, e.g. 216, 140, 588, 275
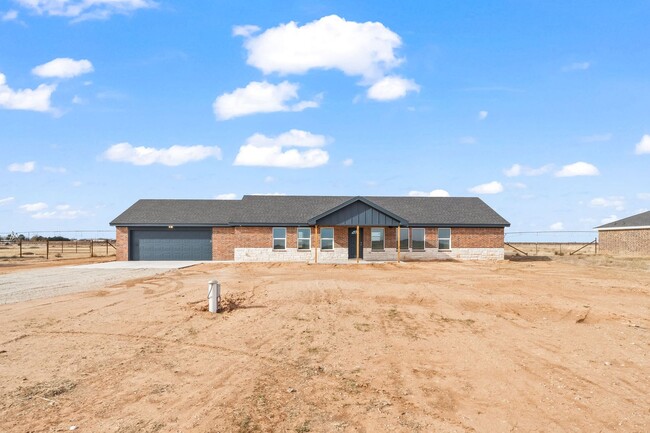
596, 210, 650, 230
110, 195, 510, 227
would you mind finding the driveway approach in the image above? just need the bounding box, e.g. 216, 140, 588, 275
0, 261, 203, 304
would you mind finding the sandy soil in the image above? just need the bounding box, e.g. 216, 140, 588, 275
0, 257, 648, 432
0, 256, 115, 275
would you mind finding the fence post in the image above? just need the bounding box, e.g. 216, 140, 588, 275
61, 241, 64, 255
90, 240, 93, 257
19, 239, 22, 258
46, 240, 49, 259
106, 239, 108, 256
75, 240, 78, 253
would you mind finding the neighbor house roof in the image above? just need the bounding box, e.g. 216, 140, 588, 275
595, 210, 650, 230
110, 195, 510, 227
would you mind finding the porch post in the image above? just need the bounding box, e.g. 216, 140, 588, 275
314, 226, 319, 264
356, 225, 360, 264
397, 225, 401, 263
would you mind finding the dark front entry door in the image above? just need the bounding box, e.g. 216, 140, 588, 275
347, 228, 364, 259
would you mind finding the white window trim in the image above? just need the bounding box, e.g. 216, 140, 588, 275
438, 227, 451, 250
399, 227, 410, 251
297, 227, 311, 250
273, 227, 286, 250
371, 227, 385, 251
320, 227, 334, 251
412, 228, 426, 250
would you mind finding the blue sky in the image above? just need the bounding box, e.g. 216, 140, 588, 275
1, 1, 649, 238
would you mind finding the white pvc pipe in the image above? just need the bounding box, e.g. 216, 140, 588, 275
208, 280, 220, 313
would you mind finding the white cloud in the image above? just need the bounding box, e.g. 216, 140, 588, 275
503, 163, 552, 177
478, 110, 488, 120
634, 134, 650, 155
31, 209, 88, 219
590, 196, 625, 211
102, 142, 222, 166
232, 24, 260, 37
264, 176, 275, 183
72, 95, 84, 104
0, 73, 56, 112
44, 166, 66, 173
0, 197, 15, 206
234, 130, 329, 168
16, 0, 157, 21
20, 202, 48, 212
563, 61, 590, 72
342, 158, 354, 167
550, 222, 564, 231
408, 189, 450, 197
238, 15, 403, 82
555, 161, 600, 177
469, 181, 503, 194
215, 193, 237, 200
32, 58, 93, 79
213, 81, 319, 120
2, 10, 18, 21
8, 161, 35, 172
459, 136, 477, 145
367, 75, 419, 101
601, 215, 618, 225
637, 193, 650, 201
580, 133, 612, 143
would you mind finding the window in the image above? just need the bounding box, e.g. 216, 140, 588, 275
320, 227, 334, 250
399, 228, 409, 250
412, 228, 425, 250
371, 228, 384, 251
438, 228, 451, 250
297, 227, 311, 250
273, 227, 286, 250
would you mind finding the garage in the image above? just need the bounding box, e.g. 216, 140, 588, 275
129, 228, 212, 261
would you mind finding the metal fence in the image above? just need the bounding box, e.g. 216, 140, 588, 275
0, 230, 115, 241
0, 239, 116, 259
505, 231, 598, 256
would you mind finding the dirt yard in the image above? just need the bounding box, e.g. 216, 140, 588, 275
0, 257, 648, 432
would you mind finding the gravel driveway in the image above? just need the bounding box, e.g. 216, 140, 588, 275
0, 262, 202, 304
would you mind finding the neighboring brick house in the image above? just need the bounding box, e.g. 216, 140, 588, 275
596, 211, 650, 256
110, 195, 510, 262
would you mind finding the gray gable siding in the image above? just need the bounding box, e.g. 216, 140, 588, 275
314, 201, 403, 226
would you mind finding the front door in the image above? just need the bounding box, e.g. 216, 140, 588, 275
347, 228, 364, 259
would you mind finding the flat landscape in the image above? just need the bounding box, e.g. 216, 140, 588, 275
0, 257, 648, 432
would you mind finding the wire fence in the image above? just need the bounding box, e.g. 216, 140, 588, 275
0, 230, 115, 241
505, 231, 599, 256
0, 239, 116, 260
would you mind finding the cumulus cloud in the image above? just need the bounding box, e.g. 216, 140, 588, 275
2, 10, 18, 21
469, 181, 503, 194
31, 206, 89, 219
0, 197, 15, 205
563, 61, 590, 72
590, 196, 625, 211
367, 75, 419, 101
20, 202, 48, 212
0, 73, 56, 112
408, 189, 450, 197
234, 130, 329, 168
8, 161, 35, 172
102, 142, 222, 166
555, 161, 599, 177
213, 81, 319, 120
237, 15, 403, 82
478, 110, 488, 120
32, 58, 93, 79
232, 24, 260, 37
15, 0, 157, 21
215, 193, 237, 200
503, 163, 552, 177
634, 134, 650, 155
550, 222, 564, 230
342, 158, 354, 167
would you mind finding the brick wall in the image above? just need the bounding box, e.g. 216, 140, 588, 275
115, 227, 128, 261
599, 229, 650, 256
452, 227, 504, 248
213, 227, 235, 260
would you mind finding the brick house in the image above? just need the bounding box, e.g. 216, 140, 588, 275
110, 195, 510, 262
596, 210, 650, 256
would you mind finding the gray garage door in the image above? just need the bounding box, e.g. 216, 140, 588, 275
130, 228, 212, 261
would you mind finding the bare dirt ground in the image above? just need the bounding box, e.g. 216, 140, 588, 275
0, 257, 648, 433
0, 256, 115, 275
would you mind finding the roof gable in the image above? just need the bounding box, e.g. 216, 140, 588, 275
308, 196, 407, 226
596, 210, 650, 230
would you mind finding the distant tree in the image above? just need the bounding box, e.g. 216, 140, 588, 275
48, 236, 71, 241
